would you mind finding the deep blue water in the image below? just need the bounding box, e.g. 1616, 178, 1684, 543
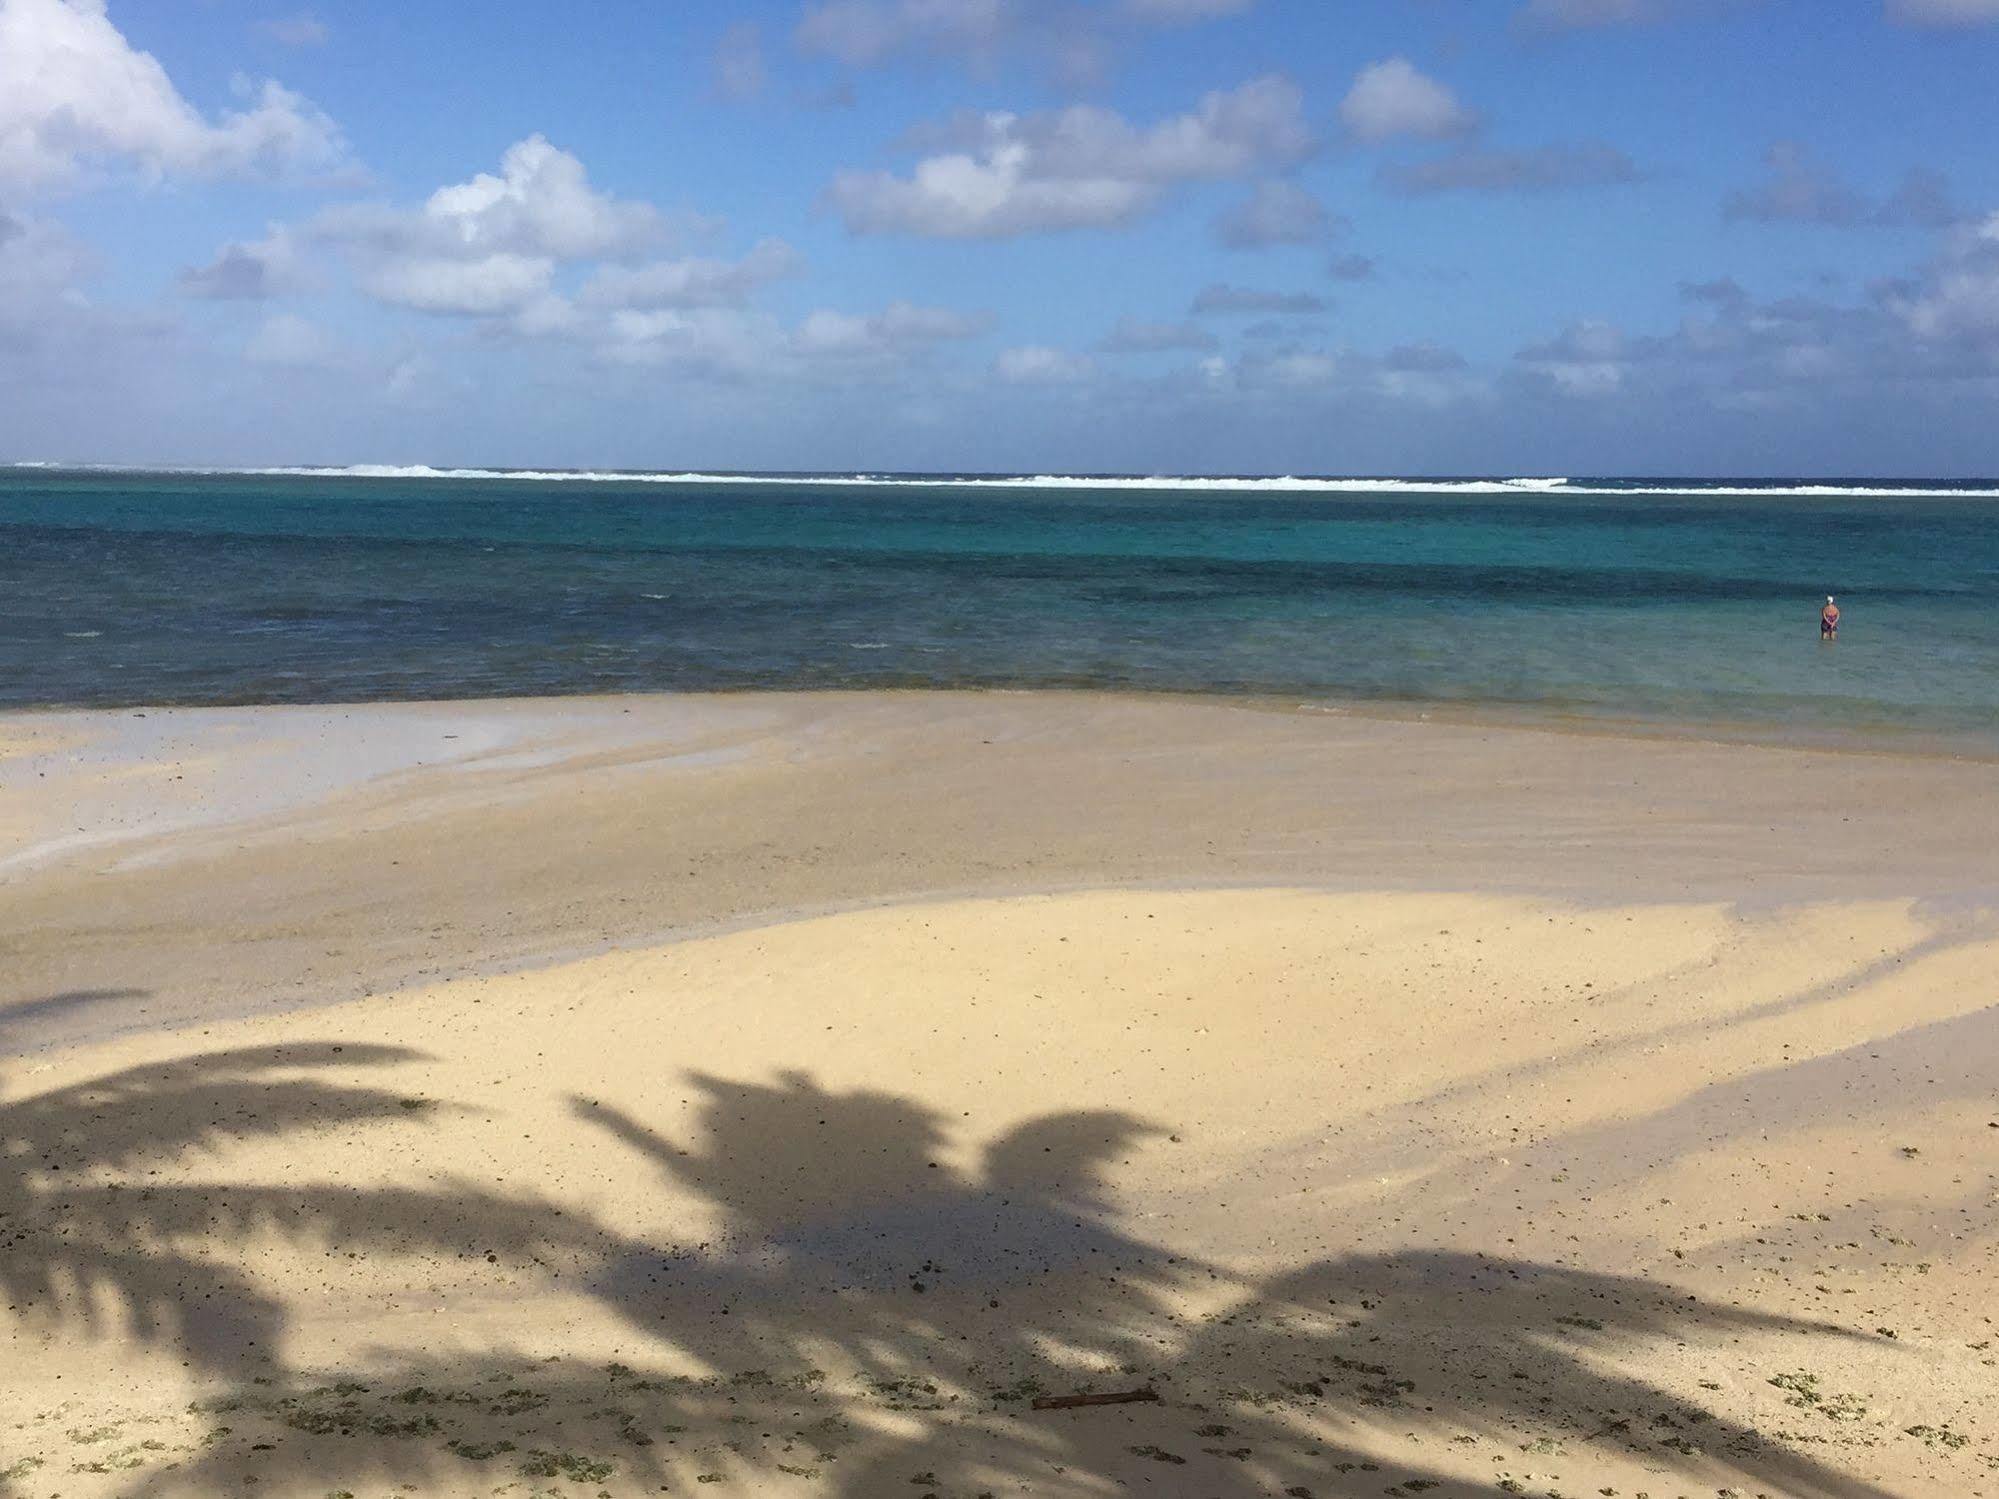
3, 467, 1997, 744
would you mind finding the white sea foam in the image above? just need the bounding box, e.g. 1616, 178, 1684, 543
222, 466, 1599, 493
9, 461, 1999, 499
1566, 482, 1999, 498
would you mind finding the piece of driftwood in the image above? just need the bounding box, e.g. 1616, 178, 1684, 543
1030, 1389, 1160, 1411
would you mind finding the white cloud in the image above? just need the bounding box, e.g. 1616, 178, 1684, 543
872, 299, 991, 341
1193, 341, 1474, 401
585, 298, 990, 382
0, 208, 91, 328
256, 12, 328, 46
796, 0, 1251, 75
593, 306, 797, 377
1257, 350, 1341, 387
383, 353, 436, 403
1503, 241, 1999, 416
244, 310, 336, 366
1190, 283, 1326, 315
1515, 319, 1630, 396
792, 300, 990, 358
1339, 58, 1473, 144
796, 0, 1010, 66
361, 253, 553, 316
1517, 0, 1658, 27
826, 75, 1312, 237
206, 79, 346, 181
1370, 348, 1479, 407
1214, 180, 1336, 248
409, 135, 659, 262
264, 135, 829, 378
0, 0, 347, 190
1122, 0, 1254, 18
1381, 141, 1642, 195
1723, 142, 1868, 225
995, 344, 1095, 383
1724, 143, 1961, 229
311, 135, 665, 316
1516, 0, 1765, 29
1384, 341, 1468, 373
713, 21, 768, 102
1888, 213, 1999, 343
789, 310, 888, 356
490, 283, 983, 383
509, 293, 585, 338
1096, 316, 1218, 353
580, 239, 803, 310
519, 279, 987, 381
0, 208, 188, 409
828, 143, 1150, 238
1887, 0, 1999, 24
178, 229, 307, 299
0, 208, 194, 395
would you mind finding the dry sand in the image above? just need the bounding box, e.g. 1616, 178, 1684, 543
2, 692, 1996, 1498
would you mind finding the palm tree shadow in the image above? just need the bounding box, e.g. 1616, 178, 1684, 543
0, 1052, 1918, 1499
1174, 1251, 1900, 1499
0, 988, 148, 1055
570, 1071, 1904, 1499
0, 1035, 612, 1384
576, 1072, 1184, 1382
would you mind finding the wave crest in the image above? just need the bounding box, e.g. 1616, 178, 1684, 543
10, 463, 1999, 500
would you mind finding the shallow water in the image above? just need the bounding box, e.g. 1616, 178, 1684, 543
3, 467, 1995, 745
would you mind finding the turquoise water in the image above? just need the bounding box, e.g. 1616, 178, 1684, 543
3, 467, 1996, 744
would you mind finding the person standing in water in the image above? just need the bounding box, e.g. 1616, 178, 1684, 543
1821, 595, 1841, 639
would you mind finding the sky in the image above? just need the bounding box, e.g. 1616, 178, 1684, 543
3, 0, 1998, 476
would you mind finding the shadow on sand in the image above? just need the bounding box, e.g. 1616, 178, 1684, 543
0, 1026, 1913, 1498
0, 989, 150, 1055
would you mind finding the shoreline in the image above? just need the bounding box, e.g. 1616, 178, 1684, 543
9, 688, 1997, 899
9, 680, 1997, 764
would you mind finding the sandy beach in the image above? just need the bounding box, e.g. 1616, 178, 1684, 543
3, 692, 1996, 1498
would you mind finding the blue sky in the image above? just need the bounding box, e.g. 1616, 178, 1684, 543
3, 0, 1998, 475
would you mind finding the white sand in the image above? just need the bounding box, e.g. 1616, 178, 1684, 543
2, 694, 1995, 1497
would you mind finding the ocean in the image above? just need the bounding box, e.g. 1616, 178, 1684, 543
4, 465, 1997, 747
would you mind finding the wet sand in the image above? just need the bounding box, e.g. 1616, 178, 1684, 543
5, 691, 1997, 1051
2, 692, 1996, 1497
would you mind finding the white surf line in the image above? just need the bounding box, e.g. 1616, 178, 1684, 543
13, 463, 1999, 499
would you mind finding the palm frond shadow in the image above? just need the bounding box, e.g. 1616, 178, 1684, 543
19, 1059, 1903, 1499
0, 1038, 603, 1384
0, 989, 148, 1054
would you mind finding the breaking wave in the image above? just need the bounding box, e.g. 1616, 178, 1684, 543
11, 462, 1999, 499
